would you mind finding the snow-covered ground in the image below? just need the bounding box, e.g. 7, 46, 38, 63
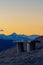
0, 47, 43, 65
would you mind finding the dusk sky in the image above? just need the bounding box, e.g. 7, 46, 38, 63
0, 0, 43, 35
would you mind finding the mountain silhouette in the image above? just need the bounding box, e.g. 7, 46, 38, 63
0, 33, 40, 41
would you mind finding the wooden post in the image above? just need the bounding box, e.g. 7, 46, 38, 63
27, 43, 30, 52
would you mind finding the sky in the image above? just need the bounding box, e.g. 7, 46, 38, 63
0, 0, 43, 35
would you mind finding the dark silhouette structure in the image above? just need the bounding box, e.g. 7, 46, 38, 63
30, 40, 40, 51
17, 42, 24, 52
15, 40, 41, 53
16, 41, 27, 53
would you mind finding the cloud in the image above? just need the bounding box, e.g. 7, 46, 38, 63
40, 27, 43, 30
0, 29, 4, 32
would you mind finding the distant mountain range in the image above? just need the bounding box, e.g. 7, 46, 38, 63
0, 33, 40, 41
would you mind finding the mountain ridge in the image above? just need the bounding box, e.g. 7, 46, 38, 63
0, 33, 40, 41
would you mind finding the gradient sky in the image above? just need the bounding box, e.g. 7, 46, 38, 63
0, 0, 43, 35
